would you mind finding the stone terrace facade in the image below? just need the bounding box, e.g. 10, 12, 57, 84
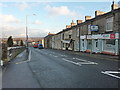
44, 2, 120, 56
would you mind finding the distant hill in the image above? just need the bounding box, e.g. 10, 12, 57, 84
1, 37, 44, 43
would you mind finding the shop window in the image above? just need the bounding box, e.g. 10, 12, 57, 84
87, 40, 92, 50
106, 39, 115, 45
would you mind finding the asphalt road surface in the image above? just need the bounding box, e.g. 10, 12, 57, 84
2, 47, 120, 88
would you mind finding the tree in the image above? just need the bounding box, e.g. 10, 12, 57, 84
20, 40, 24, 46
7, 36, 13, 47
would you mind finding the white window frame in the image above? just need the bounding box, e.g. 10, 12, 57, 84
76, 27, 79, 37
88, 24, 91, 34
106, 17, 113, 32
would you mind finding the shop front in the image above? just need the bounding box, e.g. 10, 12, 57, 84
92, 34, 102, 53
101, 33, 119, 55
62, 39, 74, 50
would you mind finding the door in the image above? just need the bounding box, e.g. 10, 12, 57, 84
94, 39, 100, 53
81, 39, 86, 51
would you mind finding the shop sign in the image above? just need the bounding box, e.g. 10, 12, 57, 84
102, 34, 110, 39
87, 35, 92, 39
110, 34, 115, 39
80, 35, 86, 39
101, 33, 118, 39
115, 33, 119, 39
92, 34, 101, 39
90, 25, 98, 31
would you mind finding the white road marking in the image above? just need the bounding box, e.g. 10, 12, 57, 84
73, 58, 98, 65
101, 71, 120, 79
49, 54, 52, 56
75, 58, 87, 62
53, 55, 58, 57
60, 55, 67, 57
62, 58, 81, 66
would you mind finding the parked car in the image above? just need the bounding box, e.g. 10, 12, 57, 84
38, 44, 43, 49
33, 43, 38, 48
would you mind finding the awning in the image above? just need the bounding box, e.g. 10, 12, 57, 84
62, 40, 71, 44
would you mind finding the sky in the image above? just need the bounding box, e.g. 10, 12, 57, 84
0, 0, 119, 38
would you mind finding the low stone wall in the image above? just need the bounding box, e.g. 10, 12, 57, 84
1, 45, 25, 66
7, 46, 26, 61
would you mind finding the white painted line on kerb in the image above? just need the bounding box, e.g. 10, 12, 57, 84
28, 50, 31, 62
101, 71, 120, 79
62, 58, 81, 66
15, 50, 32, 64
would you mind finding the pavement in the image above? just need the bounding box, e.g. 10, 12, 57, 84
2, 47, 120, 88
2, 50, 40, 88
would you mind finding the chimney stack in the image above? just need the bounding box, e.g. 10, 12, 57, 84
66, 25, 71, 29
48, 32, 54, 35
95, 10, 105, 17
71, 20, 76, 27
77, 20, 83, 25
85, 16, 92, 21
111, 1, 118, 10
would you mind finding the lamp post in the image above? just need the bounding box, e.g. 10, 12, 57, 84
118, 32, 120, 60
26, 14, 36, 48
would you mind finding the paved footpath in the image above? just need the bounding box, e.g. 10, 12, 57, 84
2, 50, 40, 88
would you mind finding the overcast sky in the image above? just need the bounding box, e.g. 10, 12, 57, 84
0, 0, 119, 38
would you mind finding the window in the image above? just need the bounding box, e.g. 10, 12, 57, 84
106, 17, 113, 32
69, 35, 71, 38
106, 39, 115, 45
88, 25, 91, 34
95, 40, 98, 47
76, 27, 79, 37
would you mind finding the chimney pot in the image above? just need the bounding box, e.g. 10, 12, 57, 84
66, 25, 71, 29
85, 16, 92, 21
111, 1, 118, 10
77, 20, 83, 25
71, 20, 76, 26
95, 10, 105, 17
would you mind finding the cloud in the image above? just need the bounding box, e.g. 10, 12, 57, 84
15, 2, 41, 11
16, 2, 29, 11
0, 14, 21, 23
45, 5, 77, 17
32, 20, 42, 25
1, 24, 48, 38
1, 24, 25, 38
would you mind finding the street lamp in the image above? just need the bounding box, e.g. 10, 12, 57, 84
26, 14, 36, 48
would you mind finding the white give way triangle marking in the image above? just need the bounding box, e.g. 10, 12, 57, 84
101, 70, 120, 79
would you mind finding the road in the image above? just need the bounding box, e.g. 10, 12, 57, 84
2, 47, 120, 88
